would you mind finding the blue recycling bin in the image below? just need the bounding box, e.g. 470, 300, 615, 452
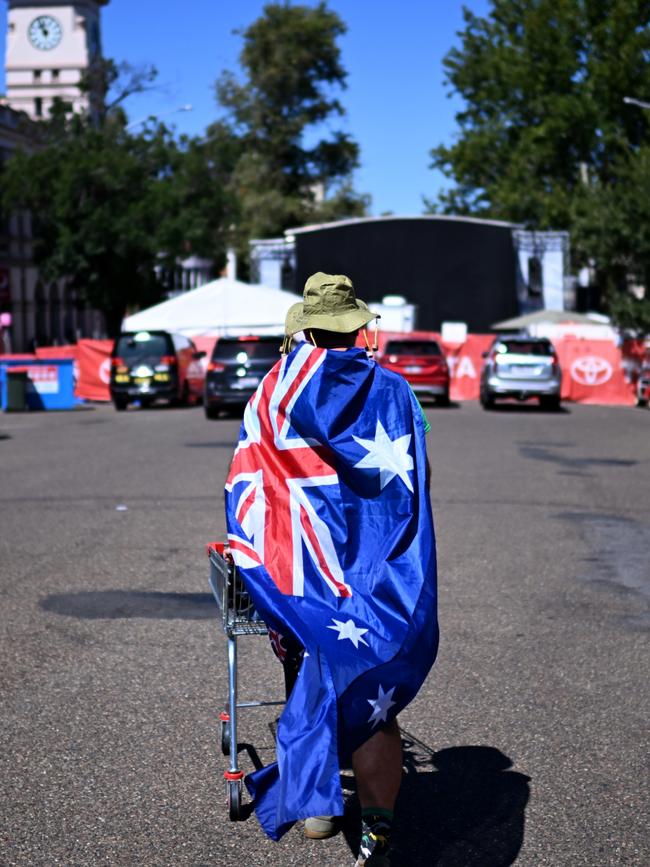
0, 358, 75, 411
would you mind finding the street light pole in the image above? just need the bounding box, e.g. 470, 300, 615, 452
623, 96, 650, 110
125, 104, 193, 132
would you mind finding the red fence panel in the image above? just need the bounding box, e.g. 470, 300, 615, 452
556, 338, 636, 405
76, 339, 113, 401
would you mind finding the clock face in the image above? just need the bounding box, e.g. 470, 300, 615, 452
28, 15, 63, 51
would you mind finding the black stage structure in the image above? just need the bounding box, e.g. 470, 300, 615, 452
290, 216, 521, 333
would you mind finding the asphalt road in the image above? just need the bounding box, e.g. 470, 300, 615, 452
0, 399, 648, 867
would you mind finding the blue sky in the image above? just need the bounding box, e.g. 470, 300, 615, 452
1, 0, 491, 214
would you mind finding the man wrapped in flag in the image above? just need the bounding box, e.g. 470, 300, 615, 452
225, 272, 438, 865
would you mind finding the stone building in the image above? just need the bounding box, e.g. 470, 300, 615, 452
0, 1, 110, 351
5, 0, 108, 121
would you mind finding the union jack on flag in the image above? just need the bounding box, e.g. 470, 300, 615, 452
226, 344, 351, 598
224, 342, 438, 841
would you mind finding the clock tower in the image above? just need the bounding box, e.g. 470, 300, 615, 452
5, 1, 109, 121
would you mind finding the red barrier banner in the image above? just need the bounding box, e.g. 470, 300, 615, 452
441, 334, 493, 401
76, 339, 112, 401
556, 338, 636, 405
193, 335, 218, 358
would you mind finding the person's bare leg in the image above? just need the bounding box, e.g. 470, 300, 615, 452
352, 717, 402, 809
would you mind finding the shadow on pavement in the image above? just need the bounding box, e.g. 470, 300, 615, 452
184, 441, 239, 448
40, 590, 216, 620
486, 402, 570, 414
421, 401, 462, 411
343, 732, 530, 867
519, 443, 637, 473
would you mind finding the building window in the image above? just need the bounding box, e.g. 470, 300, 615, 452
34, 70, 42, 82
52, 70, 59, 81
527, 256, 543, 297
34, 97, 43, 117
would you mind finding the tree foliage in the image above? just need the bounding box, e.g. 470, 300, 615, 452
1, 95, 233, 335
215, 1, 368, 245
428, 0, 650, 328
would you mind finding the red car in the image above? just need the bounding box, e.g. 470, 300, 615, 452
378, 337, 450, 405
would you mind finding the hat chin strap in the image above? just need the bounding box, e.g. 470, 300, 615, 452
363, 318, 380, 358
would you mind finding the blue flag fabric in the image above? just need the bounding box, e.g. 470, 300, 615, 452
225, 342, 438, 840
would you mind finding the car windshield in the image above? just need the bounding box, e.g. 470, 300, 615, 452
384, 340, 441, 356
212, 338, 280, 363
495, 340, 553, 356
115, 333, 171, 365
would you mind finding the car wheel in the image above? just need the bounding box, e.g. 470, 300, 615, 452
480, 388, 494, 409
173, 381, 190, 407
113, 397, 128, 411
435, 389, 450, 407
204, 406, 221, 420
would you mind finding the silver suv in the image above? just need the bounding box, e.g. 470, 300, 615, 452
480, 336, 562, 410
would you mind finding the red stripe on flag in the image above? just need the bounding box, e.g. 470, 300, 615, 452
299, 505, 351, 598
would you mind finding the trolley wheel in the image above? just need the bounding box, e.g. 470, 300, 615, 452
220, 719, 231, 756
228, 780, 242, 821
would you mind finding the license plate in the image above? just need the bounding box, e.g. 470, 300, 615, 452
233, 376, 259, 389
405, 365, 422, 373
133, 377, 151, 386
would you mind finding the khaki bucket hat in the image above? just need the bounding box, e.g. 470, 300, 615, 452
285, 272, 377, 336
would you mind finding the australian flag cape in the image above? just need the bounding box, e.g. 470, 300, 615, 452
224, 341, 438, 840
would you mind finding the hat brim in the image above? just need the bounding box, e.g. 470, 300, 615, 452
285, 300, 376, 336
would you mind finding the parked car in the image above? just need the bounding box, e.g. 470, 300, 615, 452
480, 335, 561, 409
110, 330, 205, 410
377, 337, 450, 405
204, 335, 283, 419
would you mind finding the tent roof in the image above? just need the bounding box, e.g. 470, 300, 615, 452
122, 277, 300, 337
491, 309, 609, 330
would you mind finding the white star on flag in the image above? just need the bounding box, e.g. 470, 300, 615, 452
367, 684, 397, 728
327, 618, 369, 649
353, 419, 414, 492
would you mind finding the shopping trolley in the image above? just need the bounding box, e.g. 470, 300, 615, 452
206, 542, 285, 820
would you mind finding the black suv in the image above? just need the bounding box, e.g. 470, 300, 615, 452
110, 330, 205, 411
204, 335, 282, 419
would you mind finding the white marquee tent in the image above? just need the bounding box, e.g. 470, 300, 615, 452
122, 277, 299, 337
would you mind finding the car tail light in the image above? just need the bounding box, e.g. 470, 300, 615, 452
160, 355, 177, 367
111, 357, 124, 367
208, 361, 226, 372
238, 335, 259, 341
551, 352, 560, 374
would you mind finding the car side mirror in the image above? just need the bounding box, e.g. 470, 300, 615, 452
192, 351, 206, 360
481, 351, 489, 358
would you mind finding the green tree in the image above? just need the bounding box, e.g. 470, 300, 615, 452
1, 92, 233, 335
573, 143, 650, 333
427, 0, 650, 326
214, 1, 368, 250
2, 113, 171, 335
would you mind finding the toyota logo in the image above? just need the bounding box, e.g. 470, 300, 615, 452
99, 358, 112, 385
570, 355, 613, 386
